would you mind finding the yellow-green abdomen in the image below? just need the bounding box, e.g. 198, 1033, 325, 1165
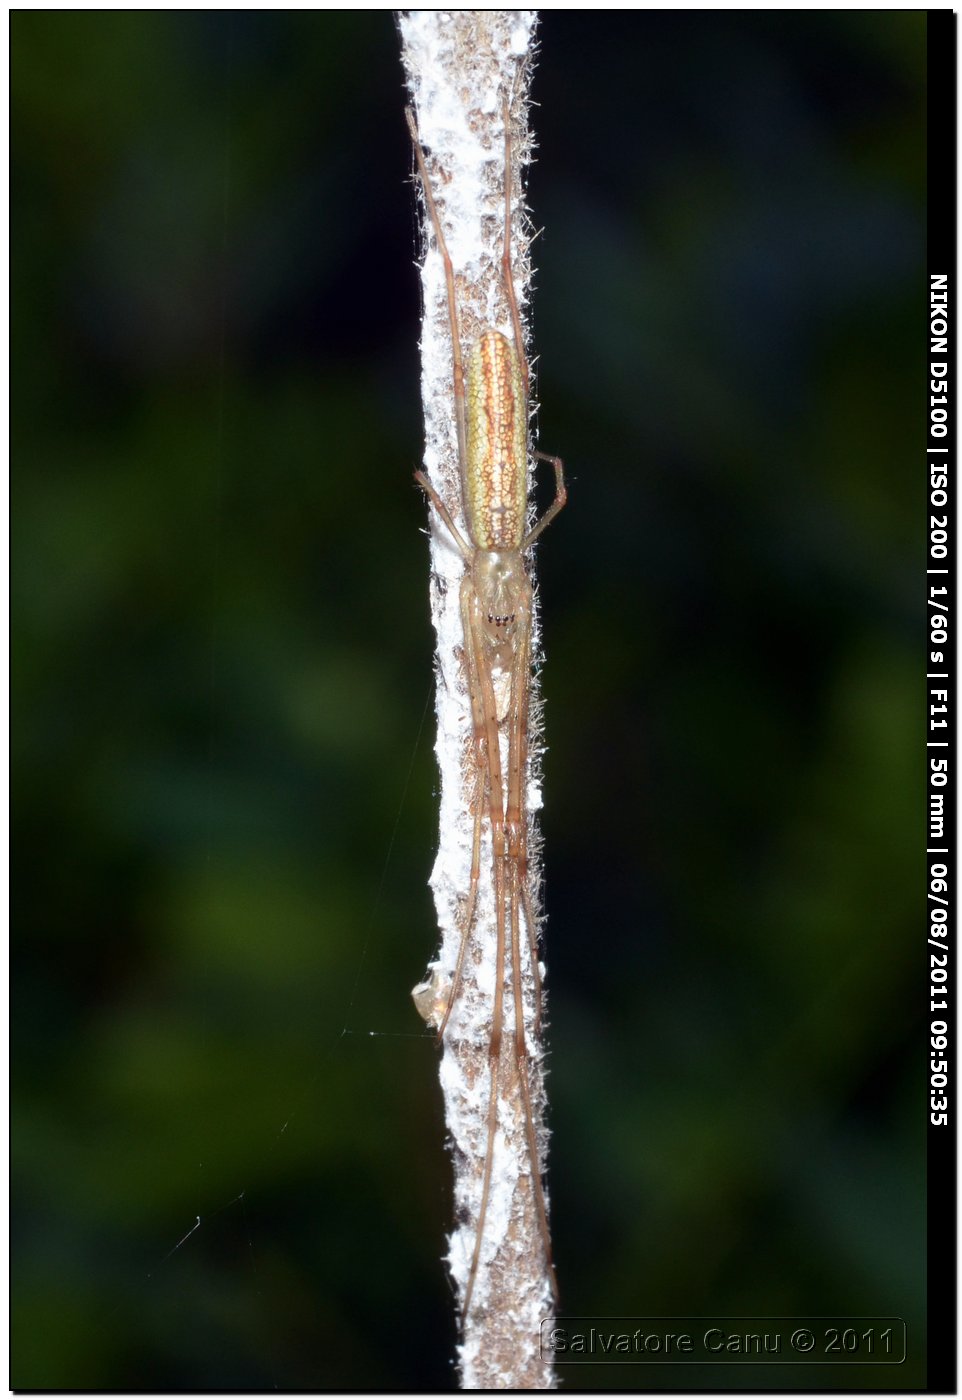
465, 329, 528, 551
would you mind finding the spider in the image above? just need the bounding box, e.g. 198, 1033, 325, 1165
406, 100, 566, 1324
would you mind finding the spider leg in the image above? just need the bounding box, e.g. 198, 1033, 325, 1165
499, 100, 529, 403
523, 452, 567, 548
505, 589, 558, 1304
414, 471, 471, 562
521, 882, 542, 1035
459, 582, 509, 1324
407, 108, 468, 476
435, 576, 489, 1043
509, 860, 557, 1305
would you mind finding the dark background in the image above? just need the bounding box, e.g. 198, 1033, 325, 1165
12, 11, 925, 1391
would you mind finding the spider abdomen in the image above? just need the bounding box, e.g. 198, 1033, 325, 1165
465, 328, 527, 551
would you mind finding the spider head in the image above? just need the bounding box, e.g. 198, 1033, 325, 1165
474, 549, 528, 650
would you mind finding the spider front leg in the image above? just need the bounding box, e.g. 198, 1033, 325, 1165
503, 581, 544, 1035
503, 586, 558, 1304
433, 572, 496, 1044
458, 576, 511, 1323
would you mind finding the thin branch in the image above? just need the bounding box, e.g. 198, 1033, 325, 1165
399, 10, 556, 1391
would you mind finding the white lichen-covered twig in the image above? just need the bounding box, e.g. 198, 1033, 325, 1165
399, 10, 556, 1391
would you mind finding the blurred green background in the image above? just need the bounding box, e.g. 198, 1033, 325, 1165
12, 12, 925, 1391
